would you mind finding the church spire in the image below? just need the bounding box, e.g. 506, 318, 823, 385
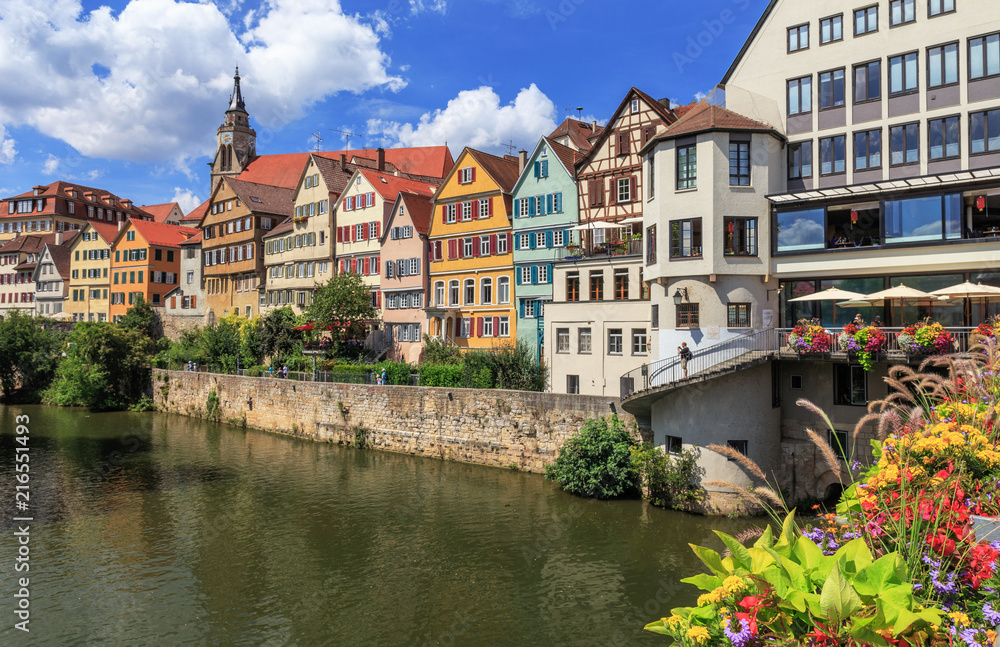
228, 66, 246, 113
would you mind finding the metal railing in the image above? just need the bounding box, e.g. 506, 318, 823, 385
620, 329, 780, 399
164, 363, 420, 385
562, 237, 643, 260
776, 326, 979, 356
362, 336, 393, 364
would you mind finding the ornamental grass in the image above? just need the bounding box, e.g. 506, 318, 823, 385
646, 341, 1000, 646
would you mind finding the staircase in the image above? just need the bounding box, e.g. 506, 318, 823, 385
620, 329, 780, 401
362, 336, 393, 364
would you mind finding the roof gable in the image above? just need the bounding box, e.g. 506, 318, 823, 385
112, 219, 199, 249
382, 192, 434, 243
573, 87, 678, 172
721, 0, 780, 84
512, 137, 580, 195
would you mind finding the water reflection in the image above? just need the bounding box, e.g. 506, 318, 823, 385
0, 405, 756, 646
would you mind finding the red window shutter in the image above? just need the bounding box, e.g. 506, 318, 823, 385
476, 317, 483, 337
442, 205, 448, 223
488, 197, 493, 217
490, 234, 498, 255
630, 175, 637, 202
361, 225, 368, 241
505, 232, 512, 251
376, 291, 381, 308
473, 199, 481, 219
607, 178, 615, 204
471, 168, 476, 182
363, 257, 370, 274
493, 316, 499, 331
435, 240, 443, 260
457, 239, 465, 259
170, 297, 176, 309
191, 296, 196, 308
374, 255, 380, 273
375, 222, 380, 238
448, 239, 457, 259
472, 238, 479, 257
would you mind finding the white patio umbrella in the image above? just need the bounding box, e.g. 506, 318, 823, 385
789, 287, 871, 323
864, 284, 945, 325
568, 221, 624, 230
930, 282, 1000, 321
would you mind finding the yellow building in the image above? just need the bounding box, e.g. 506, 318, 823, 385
66, 221, 117, 322
425, 148, 520, 348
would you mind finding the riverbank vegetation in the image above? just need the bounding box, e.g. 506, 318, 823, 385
645, 346, 1000, 646
545, 415, 704, 510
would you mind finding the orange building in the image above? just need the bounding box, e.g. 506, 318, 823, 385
109, 219, 198, 321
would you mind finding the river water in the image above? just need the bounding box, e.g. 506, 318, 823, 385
0, 405, 755, 646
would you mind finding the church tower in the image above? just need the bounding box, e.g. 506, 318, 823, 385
210, 67, 257, 195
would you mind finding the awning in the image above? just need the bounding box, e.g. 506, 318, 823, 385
767, 167, 1000, 205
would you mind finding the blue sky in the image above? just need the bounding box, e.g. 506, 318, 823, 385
0, 0, 768, 213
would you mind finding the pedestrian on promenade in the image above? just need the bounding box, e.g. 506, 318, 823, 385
381, 368, 387, 385
679, 343, 693, 379
282, 365, 289, 379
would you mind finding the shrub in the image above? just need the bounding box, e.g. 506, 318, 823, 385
545, 416, 640, 499
419, 364, 463, 387
374, 361, 413, 385
205, 389, 221, 421
422, 335, 462, 365
631, 444, 705, 510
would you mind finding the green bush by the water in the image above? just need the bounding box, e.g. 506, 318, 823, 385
417, 340, 546, 391
0, 311, 64, 403
545, 416, 641, 499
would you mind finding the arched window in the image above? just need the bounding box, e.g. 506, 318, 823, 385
435, 281, 445, 307
480, 278, 493, 305
498, 276, 510, 304
449, 280, 459, 306
464, 278, 476, 305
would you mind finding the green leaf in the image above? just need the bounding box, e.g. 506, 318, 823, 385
642, 621, 672, 636
689, 544, 727, 577
680, 573, 722, 592
753, 524, 774, 550
818, 564, 862, 627
852, 553, 905, 598
791, 534, 827, 573
877, 586, 941, 635
714, 532, 752, 571
776, 510, 798, 549
833, 538, 873, 576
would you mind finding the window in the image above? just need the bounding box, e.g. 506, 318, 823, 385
854, 129, 882, 170
647, 154, 655, 198
481, 278, 492, 304
449, 280, 459, 306
578, 328, 592, 353
884, 193, 962, 243
590, 271, 604, 301
676, 144, 697, 189
929, 42, 961, 90
971, 108, 1000, 154
819, 135, 847, 175
480, 236, 491, 257
729, 142, 750, 186
523, 299, 536, 318
890, 123, 920, 165
614, 269, 629, 300
834, 364, 868, 406
458, 167, 474, 184
776, 208, 826, 252
889, 0, 915, 25
727, 440, 749, 458
552, 230, 564, 247
556, 328, 570, 353
497, 234, 508, 255
669, 219, 702, 258
787, 76, 812, 115
969, 33, 1000, 80
929, 116, 961, 159
787, 24, 809, 52
645, 225, 657, 264
724, 217, 757, 256
482, 317, 493, 338
464, 279, 475, 305
519, 266, 532, 285
567, 273, 580, 302
435, 281, 445, 306
631, 329, 648, 355
616, 177, 632, 203
677, 303, 699, 328
498, 277, 510, 304
889, 52, 918, 94
479, 199, 490, 219
461, 202, 473, 222
566, 375, 580, 394
788, 141, 813, 179
186, 271, 195, 284
928, 0, 954, 16
728, 303, 751, 328
820, 15, 842, 43
665, 436, 683, 455
461, 318, 471, 339
630, 98, 640, 113
498, 316, 509, 338
608, 329, 623, 355
463, 238, 474, 257
819, 69, 845, 109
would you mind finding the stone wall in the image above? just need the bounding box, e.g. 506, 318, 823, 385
153, 369, 643, 474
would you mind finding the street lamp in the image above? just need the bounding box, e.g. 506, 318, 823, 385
672, 287, 687, 306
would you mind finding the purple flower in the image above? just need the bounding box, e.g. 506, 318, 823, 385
984, 601, 1000, 625
723, 616, 754, 647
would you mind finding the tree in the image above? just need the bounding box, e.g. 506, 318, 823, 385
258, 307, 303, 360
0, 312, 63, 402
44, 322, 155, 410
305, 273, 377, 341
119, 294, 162, 339
545, 416, 640, 499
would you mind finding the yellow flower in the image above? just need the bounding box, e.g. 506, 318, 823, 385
696, 593, 714, 607
722, 575, 746, 595
987, 630, 996, 643
948, 611, 969, 627
666, 615, 684, 629
686, 626, 710, 645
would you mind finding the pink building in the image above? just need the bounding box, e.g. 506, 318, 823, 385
380, 193, 434, 364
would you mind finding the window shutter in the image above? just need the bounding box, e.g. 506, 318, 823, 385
490, 234, 498, 255
630, 175, 637, 202
533, 162, 540, 178
546, 194, 553, 214
376, 291, 381, 308
488, 197, 493, 217
542, 160, 549, 176
528, 198, 535, 217
476, 317, 483, 337
448, 239, 457, 260
170, 297, 176, 309
528, 234, 536, 250
363, 257, 370, 275
547, 264, 553, 283
513, 199, 519, 219
442, 205, 447, 223
516, 269, 522, 285
471, 168, 476, 182
531, 266, 538, 284
545, 230, 553, 248
505, 232, 512, 251
513, 235, 520, 251
493, 316, 499, 331
375, 222, 380, 238
608, 178, 615, 204
519, 300, 525, 317
472, 239, 480, 257
457, 239, 465, 259
414, 258, 420, 274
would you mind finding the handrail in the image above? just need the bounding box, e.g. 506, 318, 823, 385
775, 326, 980, 356
620, 329, 780, 399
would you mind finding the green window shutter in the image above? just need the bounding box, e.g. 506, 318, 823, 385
547, 264, 553, 283
528, 198, 535, 217
530, 266, 538, 284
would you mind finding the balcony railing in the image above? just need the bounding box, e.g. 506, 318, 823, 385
776, 327, 980, 356
562, 237, 643, 260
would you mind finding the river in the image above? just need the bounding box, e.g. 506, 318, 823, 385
0, 405, 755, 646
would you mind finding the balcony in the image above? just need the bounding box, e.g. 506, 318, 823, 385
562, 237, 643, 261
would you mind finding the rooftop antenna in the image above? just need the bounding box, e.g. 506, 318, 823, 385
502, 139, 517, 156
329, 129, 358, 157
310, 131, 323, 152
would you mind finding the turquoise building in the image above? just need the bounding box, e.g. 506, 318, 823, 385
511, 137, 583, 363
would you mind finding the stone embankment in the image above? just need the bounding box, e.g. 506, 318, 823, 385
154, 369, 644, 473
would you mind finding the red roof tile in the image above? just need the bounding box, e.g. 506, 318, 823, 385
398, 193, 434, 237
262, 218, 295, 239
46, 244, 72, 280
358, 168, 440, 202
225, 177, 295, 217
127, 220, 200, 248
235, 153, 313, 189
139, 202, 181, 223
543, 137, 584, 178
316, 146, 454, 179
0, 231, 79, 254
548, 118, 603, 152
181, 199, 209, 223
651, 102, 780, 143
466, 149, 521, 193
180, 230, 203, 245
89, 221, 121, 245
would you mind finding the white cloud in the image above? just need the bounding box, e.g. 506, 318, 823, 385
409, 0, 447, 14
368, 84, 558, 155
171, 187, 204, 214
0, 0, 404, 166
0, 124, 15, 164
42, 155, 60, 175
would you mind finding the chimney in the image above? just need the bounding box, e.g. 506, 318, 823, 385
518, 150, 528, 173
118, 220, 125, 232
377, 147, 385, 172
55, 232, 63, 246
340, 153, 346, 170
592, 120, 598, 131
658, 98, 671, 110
